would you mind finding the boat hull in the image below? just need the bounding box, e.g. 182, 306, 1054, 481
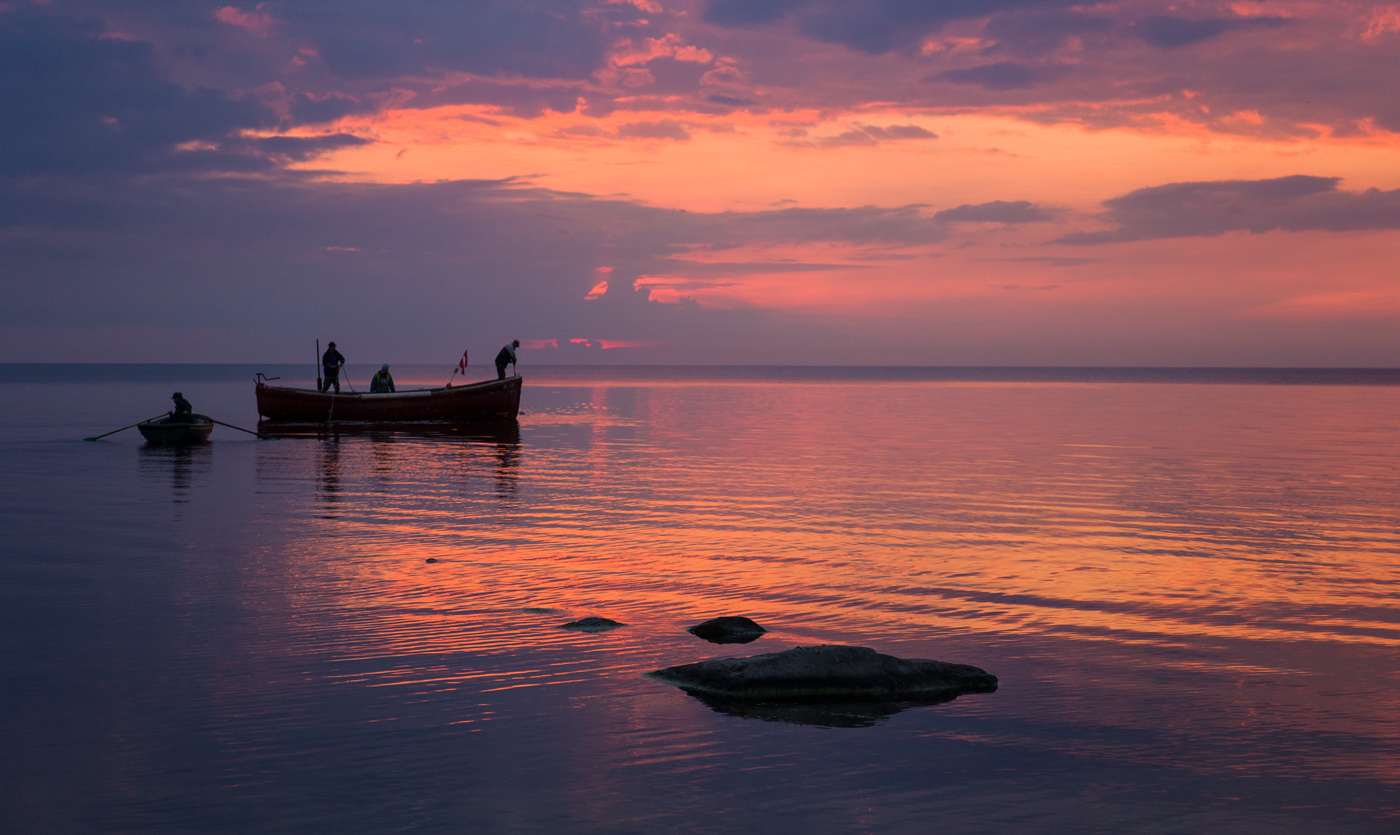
138, 415, 215, 444
255, 377, 521, 423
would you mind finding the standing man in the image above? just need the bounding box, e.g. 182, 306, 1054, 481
495, 340, 520, 380
321, 341, 345, 393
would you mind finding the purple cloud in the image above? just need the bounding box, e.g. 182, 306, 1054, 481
274, 0, 612, 81
703, 0, 1078, 55
980, 9, 1112, 57
0, 10, 273, 175
242, 133, 373, 161
1130, 15, 1290, 50
927, 62, 1049, 91
617, 120, 692, 140
934, 201, 1053, 224
1056, 176, 1400, 243
795, 123, 936, 147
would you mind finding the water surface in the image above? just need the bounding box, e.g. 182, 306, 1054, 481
3, 365, 1399, 833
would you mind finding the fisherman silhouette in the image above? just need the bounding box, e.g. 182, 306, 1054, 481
321, 342, 345, 393
495, 340, 520, 380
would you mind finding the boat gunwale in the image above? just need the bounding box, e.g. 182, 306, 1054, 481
140, 414, 215, 427
257, 378, 515, 399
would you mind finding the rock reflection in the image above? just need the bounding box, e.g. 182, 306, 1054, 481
695, 633, 763, 645
681, 689, 964, 728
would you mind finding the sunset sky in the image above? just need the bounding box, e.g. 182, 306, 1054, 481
4, 0, 1400, 365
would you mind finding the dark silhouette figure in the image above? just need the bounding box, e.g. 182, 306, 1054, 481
170, 392, 193, 423
495, 340, 520, 380
321, 342, 345, 393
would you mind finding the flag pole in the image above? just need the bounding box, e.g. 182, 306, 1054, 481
444, 349, 468, 388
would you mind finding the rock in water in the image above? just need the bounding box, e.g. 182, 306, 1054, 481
688, 616, 768, 644
560, 616, 625, 632
647, 644, 997, 700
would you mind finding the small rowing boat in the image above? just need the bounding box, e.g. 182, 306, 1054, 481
138, 415, 215, 444
255, 376, 521, 423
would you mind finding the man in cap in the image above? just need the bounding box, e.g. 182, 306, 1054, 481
170, 392, 193, 423
321, 341, 345, 393
370, 364, 396, 392
495, 340, 520, 380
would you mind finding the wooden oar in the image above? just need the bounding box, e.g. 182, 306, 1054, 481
84, 413, 170, 441
206, 417, 276, 440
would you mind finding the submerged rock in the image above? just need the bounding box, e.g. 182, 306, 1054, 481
559, 616, 625, 632
688, 616, 768, 644
647, 644, 997, 700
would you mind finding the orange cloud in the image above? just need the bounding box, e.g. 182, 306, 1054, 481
214, 5, 275, 36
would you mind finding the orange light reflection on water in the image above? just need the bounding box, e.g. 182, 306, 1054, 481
234, 380, 1400, 787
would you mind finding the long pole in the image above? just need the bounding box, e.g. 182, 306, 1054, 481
206, 417, 276, 440
83, 412, 171, 441
317, 339, 323, 392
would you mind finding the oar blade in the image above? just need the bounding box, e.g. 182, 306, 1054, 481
206, 416, 277, 440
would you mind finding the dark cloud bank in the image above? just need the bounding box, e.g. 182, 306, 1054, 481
0, 10, 271, 176
12, 0, 1399, 142
1059, 176, 1400, 244
703, 0, 1079, 55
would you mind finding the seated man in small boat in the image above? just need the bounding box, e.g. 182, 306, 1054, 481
321, 341, 345, 393
170, 392, 193, 423
370, 364, 395, 393
495, 340, 520, 380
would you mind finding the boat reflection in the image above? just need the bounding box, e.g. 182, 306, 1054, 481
317, 440, 343, 516
680, 689, 965, 728
257, 420, 520, 444
137, 442, 212, 504
254, 420, 524, 508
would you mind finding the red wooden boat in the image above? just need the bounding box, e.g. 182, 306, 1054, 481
255, 376, 521, 423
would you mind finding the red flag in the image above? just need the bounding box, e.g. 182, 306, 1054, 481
457, 350, 469, 375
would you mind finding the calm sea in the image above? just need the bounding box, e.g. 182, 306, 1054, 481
3, 364, 1399, 834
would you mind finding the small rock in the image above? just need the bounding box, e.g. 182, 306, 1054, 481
559, 616, 625, 632
647, 644, 997, 700
688, 616, 767, 644
425, 558, 438, 563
